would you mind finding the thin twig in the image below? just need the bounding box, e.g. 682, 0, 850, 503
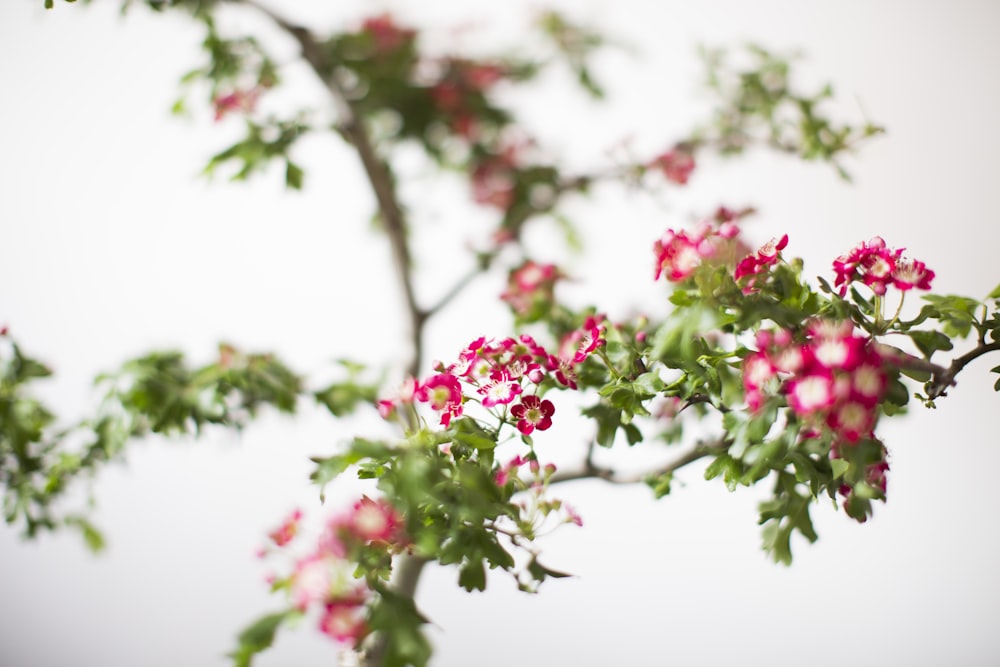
549, 440, 726, 486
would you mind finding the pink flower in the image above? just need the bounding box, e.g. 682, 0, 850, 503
347, 497, 402, 544
891, 258, 935, 291
734, 234, 788, 292
478, 368, 522, 407
827, 400, 874, 442
832, 237, 915, 296
787, 373, 836, 415
470, 145, 520, 210
361, 14, 415, 54
559, 316, 606, 363
416, 373, 463, 426
376, 377, 417, 421
267, 508, 303, 547
549, 356, 578, 390
653, 229, 706, 281
510, 395, 555, 435
650, 147, 696, 185
851, 362, 886, 406
290, 555, 348, 610
319, 602, 367, 645
494, 454, 528, 486
743, 352, 776, 391
212, 87, 260, 121
500, 261, 560, 316
564, 503, 583, 527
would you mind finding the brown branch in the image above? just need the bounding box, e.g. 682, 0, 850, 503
878, 340, 1000, 400
927, 340, 1000, 399
549, 439, 726, 486
226, 6, 431, 666
234, 0, 426, 376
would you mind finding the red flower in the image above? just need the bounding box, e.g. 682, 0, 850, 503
510, 395, 555, 435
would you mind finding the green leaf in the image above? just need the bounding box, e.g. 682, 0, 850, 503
646, 471, 673, 498
988, 283, 1000, 300
63, 515, 106, 553
311, 438, 392, 497
704, 454, 743, 491
581, 403, 622, 448
229, 610, 297, 667
368, 588, 432, 667
313, 380, 376, 417
908, 329, 953, 359
633, 371, 665, 395
921, 294, 980, 338
448, 417, 497, 450
284, 160, 303, 190
526, 555, 573, 583
830, 458, 850, 480
458, 558, 486, 592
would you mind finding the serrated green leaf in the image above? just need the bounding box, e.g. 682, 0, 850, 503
633, 372, 665, 394
830, 458, 850, 479
458, 559, 486, 591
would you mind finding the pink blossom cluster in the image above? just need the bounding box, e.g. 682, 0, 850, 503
379, 319, 606, 433
212, 87, 260, 122
430, 58, 507, 140
742, 319, 888, 444
649, 146, 696, 185
494, 455, 583, 530
500, 260, 561, 317
653, 220, 740, 282
833, 236, 935, 296
264, 498, 406, 646
470, 145, 519, 210
360, 14, 417, 54
734, 234, 789, 293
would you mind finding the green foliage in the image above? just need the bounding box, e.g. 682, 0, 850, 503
537, 11, 607, 98
759, 472, 819, 566
697, 44, 883, 178
26, 4, 1000, 666
0, 336, 307, 544
313, 360, 380, 418
228, 609, 300, 667
204, 117, 310, 186
367, 588, 432, 667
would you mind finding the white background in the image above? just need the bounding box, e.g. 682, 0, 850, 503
2, 1, 999, 666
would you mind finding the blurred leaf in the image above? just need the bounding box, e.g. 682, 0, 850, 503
229, 609, 298, 667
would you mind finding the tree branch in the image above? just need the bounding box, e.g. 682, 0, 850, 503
549, 440, 726, 486
235, 0, 426, 376
879, 340, 1000, 400
926, 339, 1000, 399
